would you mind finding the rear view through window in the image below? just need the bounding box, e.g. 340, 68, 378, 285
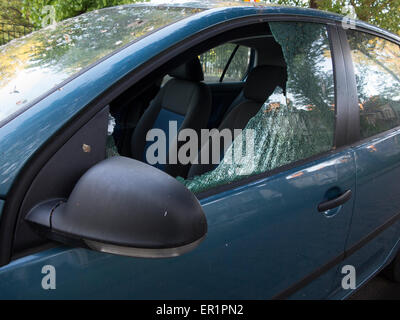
346, 30, 400, 139
199, 43, 252, 82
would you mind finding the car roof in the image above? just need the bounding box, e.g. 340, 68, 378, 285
150, 0, 399, 41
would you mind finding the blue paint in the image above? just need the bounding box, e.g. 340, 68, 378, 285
0, 149, 356, 299
330, 130, 400, 299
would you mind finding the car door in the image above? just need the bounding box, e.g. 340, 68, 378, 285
0, 20, 355, 300
180, 21, 357, 299
333, 29, 400, 299
0, 144, 356, 299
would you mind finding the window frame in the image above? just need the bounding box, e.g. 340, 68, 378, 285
0, 15, 348, 266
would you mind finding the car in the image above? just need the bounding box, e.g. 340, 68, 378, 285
0, 0, 399, 300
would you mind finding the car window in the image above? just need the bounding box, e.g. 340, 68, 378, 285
180, 22, 336, 193
199, 43, 251, 82
346, 30, 400, 139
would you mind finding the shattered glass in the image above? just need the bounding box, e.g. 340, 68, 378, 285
106, 113, 119, 158
180, 22, 335, 193
0, 5, 203, 122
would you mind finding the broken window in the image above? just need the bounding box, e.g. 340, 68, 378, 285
179, 22, 336, 193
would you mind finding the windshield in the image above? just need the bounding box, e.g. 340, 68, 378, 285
0, 5, 203, 123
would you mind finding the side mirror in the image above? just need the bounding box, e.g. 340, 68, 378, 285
26, 156, 207, 258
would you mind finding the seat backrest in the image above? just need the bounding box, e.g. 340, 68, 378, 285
131, 57, 211, 178
187, 65, 286, 178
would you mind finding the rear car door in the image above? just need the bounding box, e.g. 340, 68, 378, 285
334, 29, 400, 299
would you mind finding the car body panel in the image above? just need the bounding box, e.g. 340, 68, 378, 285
331, 130, 400, 298
334, 225, 400, 299
0, 149, 355, 299
350, 130, 400, 247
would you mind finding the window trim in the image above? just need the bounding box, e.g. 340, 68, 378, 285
337, 26, 361, 145
0, 15, 347, 266
329, 24, 350, 147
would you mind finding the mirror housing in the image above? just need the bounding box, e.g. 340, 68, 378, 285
26, 156, 207, 258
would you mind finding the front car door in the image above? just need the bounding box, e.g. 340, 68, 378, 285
0, 18, 356, 299
181, 21, 357, 299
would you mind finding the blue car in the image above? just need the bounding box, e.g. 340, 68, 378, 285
0, 0, 399, 300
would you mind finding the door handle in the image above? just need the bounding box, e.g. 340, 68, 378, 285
318, 190, 352, 212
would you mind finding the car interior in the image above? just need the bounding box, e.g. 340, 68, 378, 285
107, 22, 289, 180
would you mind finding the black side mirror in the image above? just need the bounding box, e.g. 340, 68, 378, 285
26, 157, 207, 258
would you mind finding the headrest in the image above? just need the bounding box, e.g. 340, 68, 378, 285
169, 57, 204, 82
244, 65, 287, 103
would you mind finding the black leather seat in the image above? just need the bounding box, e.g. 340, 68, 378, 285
131, 57, 212, 178
188, 65, 287, 178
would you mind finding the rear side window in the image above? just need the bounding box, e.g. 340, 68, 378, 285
199, 44, 252, 82
346, 30, 400, 139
